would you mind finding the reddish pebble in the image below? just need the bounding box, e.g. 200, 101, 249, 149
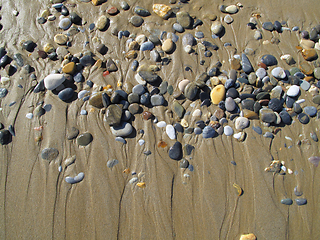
38, 50, 47, 59
103, 70, 110, 77
258, 62, 267, 69
157, 141, 167, 148
107, 6, 118, 15
142, 111, 152, 120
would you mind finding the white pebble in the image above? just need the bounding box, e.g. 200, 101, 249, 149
287, 85, 300, 97
281, 166, 287, 172
80, 110, 88, 115
156, 121, 167, 128
296, 99, 305, 104
26, 113, 33, 119
223, 125, 234, 136
58, 166, 62, 172
233, 132, 242, 139
65, 172, 84, 184
129, 177, 138, 184
65, 156, 76, 166
166, 124, 176, 140
192, 109, 202, 117
288, 169, 293, 174
78, 90, 90, 99
138, 139, 145, 146
285, 136, 292, 141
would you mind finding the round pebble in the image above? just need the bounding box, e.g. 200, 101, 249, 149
77, 133, 93, 146
235, 117, 249, 130
281, 198, 293, 205
58, 88, 74, 101
59, 18, 72, 30
202, 126, 216, 138
295, 198, 307, 206
304, 106, 317, 117
223, 126, 233, 136
169, 141, 182, 160
298, 113, 310, 124
287, 85, 300, 97
41, 148, 59, 160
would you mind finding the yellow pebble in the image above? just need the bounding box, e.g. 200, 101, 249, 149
137, 182, 146, 188
210, 84, 226, 104
181, 119, 188, 128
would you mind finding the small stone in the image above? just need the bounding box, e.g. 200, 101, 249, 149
96, 15, 108, 30
110, 122, 133, 137
59, 18, 71, 30
41, 148, 59, 160
299, 62, 313, 75
179, 159, 189, 168
128, 103, 140, 114
166, 124, 176, 140
106, 104, 123, 126
268, 98, 283, 112
184, 82, 199, 100
298, 113, 310, 124
176, 12, 191, 29
106, 6, 118, 15
312, 95, 320, 104
0, 130, 11, 145
314, 67, 320, 79
70, 12, 81, 23
239, 233, 256, 240
89, 92, 104, 108
67, 127, 79, 140
162, 39, 174, 53
106, 58, 118, 72
96, 43, 107, 55
224, 15, 233, 24
224, 125, 233, 136
261, 54, 278, 66
54, 34, 69, 45
202, 126, 216, 138
262, 22, 274, 31
256, 68, 267, 79
134, 6, 150, 16
138, 71, 159, 83
225, 5, 238, 14
140, 41, 154, 51
182, 33, 196, 46
172, 101, 185, 118
241, 54, 253, 73
120, 1, 129, 10
260, 108, 276, 123
235, 117, 249, 130
130, 16, 144, 27
159, 81, 168, 95
77, 133, 93, 146
211, 21, 224, 35
302, 49, 318, 61
304, 106, 317, 117
107, 159, 119, 168
153, 4, 172, 19
58, 88, 74, 101
0, 88, 8, 98
169, 141, 182, 160
300, 39, 315, 49
62, 62, 76, 74
287, 85, 300, 97
22, 40, 35, 52
210, 85, 226, 104
150, 94, 165, 106
272, 67, 286, 79
300, 80, 310, 91
295, 198, 307, 206
225, 97, 236, 112
44, 74, 65, 90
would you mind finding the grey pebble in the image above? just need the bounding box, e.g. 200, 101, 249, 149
281, 198, 293, 205
115, 137, 126, 144
150, 94, 164, 106
295, 198, 307, 206
169, 141, 183, 160
41, 148, 59, 160
107, 159, 119, 169
0, 88, 8, 98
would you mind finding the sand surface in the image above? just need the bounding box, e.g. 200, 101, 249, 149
1, 0, 320, 239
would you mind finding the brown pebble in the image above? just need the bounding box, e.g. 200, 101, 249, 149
38, 50, 47, 59
302, 49, 318, 61
157, 140, 167, 148
143, 111, 152, 120
106, 6, 118, 15
304, 76, 314, 82
299, 61, 314, 75
230, 58, 241, 70
62, 62, 76, 74
125, 50, 137, 59
258, 62, 267, 69
213, 108, 225, 119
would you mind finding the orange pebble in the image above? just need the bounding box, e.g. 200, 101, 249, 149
103, 70, 110, 77
137, 182, 146, 188
157, 140, 167, 148
123, 168, 130, 174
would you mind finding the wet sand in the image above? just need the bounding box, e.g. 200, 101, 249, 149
1, 0, 320, 239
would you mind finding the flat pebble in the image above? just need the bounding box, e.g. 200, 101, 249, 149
298, 113, 310, 124
58, 88, 74, 101
252, 126, 262, 134
224, 126, 233, 136
287, 85, 300, 97
0, 130, 11, 145
169, 141, 182, 160
272, 67, 286, 79
59, 18, 71, 30
140, 41, 154, 51
44, 74, 65, 90
41, 148, 59, 160
77, 133, 93, 146
241, 54, 253, 73
157, 121, 167, 128
151, 94, 165, 106
202, 126, 216, 138
80, 110, 87, 115
166, 124, 176, 140
235, 117, 249, 130
304, 106, 317, 117
300, 80, 310, 91
295, 198, 307, 206
138, 139, 145, 146
65, 172, 84, 184
281, 198, 293, 205
0, 88, 8, 98
261, 54, 278, 66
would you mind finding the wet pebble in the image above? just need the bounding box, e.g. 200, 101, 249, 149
295, 198, 307, 206
202, 126, 216, 138
223, 125, 233, 136
77, 133, 93, 146
41, 148, 59, 160
59, 18, 71, 30
0, 88, 8, 98
287, 85, 300, 97
304, 106, 317, 117
252, 126, 262, 134
115, 137, 126, 144
298, 113, 310, 124
140, 41, 154, 51
173, 23, 184, 33
166, 124, 176, 140
110, 122, 133, 137
241, 54, 253, 73
169, 141, 182, 160
58, 88, 74, 101
130, 16, 144, 27
272, 67, 286, 79
262, 22, 274, 31
180, 159, 189, 168
65, 172, 85, 184
0, 130, 11, 145
261, 54, 278, 66
151, 94, 164, 106
235, 117, 249, 130
281, 198, 293, 205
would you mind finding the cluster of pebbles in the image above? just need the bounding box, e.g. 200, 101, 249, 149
1, 0, 320, 220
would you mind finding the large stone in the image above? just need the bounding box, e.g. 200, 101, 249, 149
211, 21, 224, 35
176, 12, 192, 29
110, 122, 133, 137
106, 104, 123, 126
44, 74, 66, 90
184, 82, 199, 100
96, 15, 108, 30
77, 133, 93, 146
138, 71, 159, 83
89, 92, 104, 108
210, 85, 225, 104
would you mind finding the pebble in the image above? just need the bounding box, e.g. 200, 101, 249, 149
262, 22, 274, 31
211, 21, 224, 35
272, 67, 286, 79
138, 139, 145, 146
268, 98, 283, 112
59, 18, 71, 30
224, 15, 233, 24
169, 141, 182, 160
80, 110, 87, 115
106, 104, 123, 126
225, 5, 238, 14
138, 71, 159, 83
279, 111, 291, 124
172, 101, 185, 118
166, 124, 176, 140
151, 94, 164, 106
295, 198, 307, 206
22, 40, 35, 52
157, 121, 167, 128
281, 198, 293, 205
77, 133, 93, 146
310, 132, 318, 142
0, 88, 8, 98
96, 15, 108, 30
312, 95, 320, 105
241, 54, 253, 73
184, 82, 199, 100
202, 126, 216, 138
224, 125, 233, 136
235, 117, 249, 130
65, 172, 85, 184
110, 122, 133, 137
304, 106, 317, 117
44, 74, 65, 90
300, 80, 310, 91
260, 108, 276, 123
173, 23, 184, 33
107, 159, 119, 169
13, 53, 24, 67
261, 54, 278, 66
54, 34, 69, 45
176, 11, 191, 29
41, 148, 59, 160
298, 113, 310, 124
0, 130, 11, 145
263, 132, 274, 139
120, 1, 129, 10
162, 39, 174, 53
140, 41, 154, 51
287, 85, 300, 97
210, 85, 226, 104
58, 88, 74, 101
130, 16, 144, 27
115, 137, 126, 144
